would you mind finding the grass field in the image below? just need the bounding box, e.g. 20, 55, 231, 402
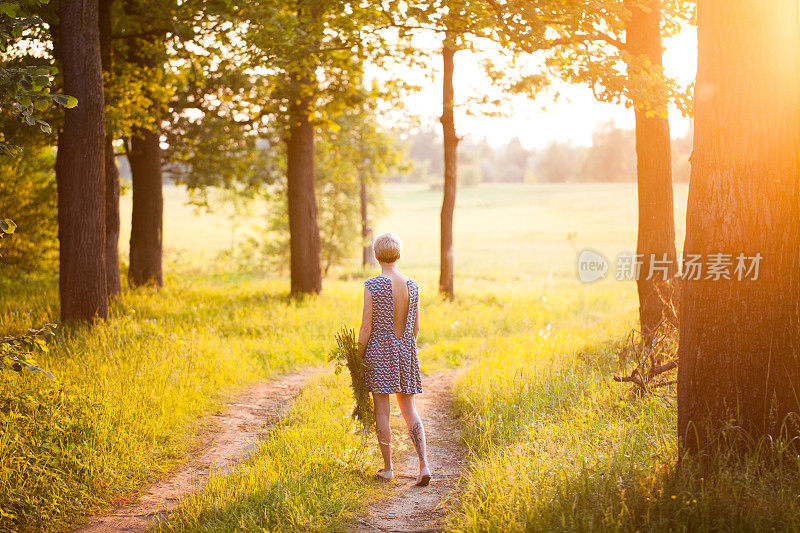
10, 182, 796, 532
121, 182, 689, 286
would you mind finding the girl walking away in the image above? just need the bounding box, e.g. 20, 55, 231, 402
358, 233, 431, 486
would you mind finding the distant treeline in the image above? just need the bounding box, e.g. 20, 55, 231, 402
395, 121, 692, 185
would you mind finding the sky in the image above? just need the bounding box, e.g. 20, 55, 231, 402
397, 28, 698, 150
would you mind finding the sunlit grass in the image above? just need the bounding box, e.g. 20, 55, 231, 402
121, 182, 690, 284
0, 274, 361, 530
446, 318, 800, 532
155, 372, 380, 532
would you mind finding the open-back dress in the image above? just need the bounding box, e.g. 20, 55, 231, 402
363, 275, 423, 394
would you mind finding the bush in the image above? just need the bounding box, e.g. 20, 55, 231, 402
0, 147, 58, 273
0, 378, 107, 530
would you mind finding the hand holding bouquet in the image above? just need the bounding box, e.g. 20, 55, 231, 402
328, 326, 374, 432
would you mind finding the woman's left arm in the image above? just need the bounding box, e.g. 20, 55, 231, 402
357, 286, 372, 357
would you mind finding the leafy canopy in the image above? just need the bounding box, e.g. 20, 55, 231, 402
0, 0, 75, 155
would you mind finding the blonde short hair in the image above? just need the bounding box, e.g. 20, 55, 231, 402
373, 233, 402, 263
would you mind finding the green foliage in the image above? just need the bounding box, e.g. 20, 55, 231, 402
486, 0, 696, 117
168, 0, 410, 275
0, 146, 58, 271
210, 111, 397, 275
315, 113, 395, 272
0, 217, 54, 380
0, 377, 107, 528
0, 0, 75, 154
329, 326, 374, 432
243, 0, 408, 122
0, 323, 54, 379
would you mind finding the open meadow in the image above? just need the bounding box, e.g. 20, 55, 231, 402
121, 182, 690, 286
5, 182, 800, 532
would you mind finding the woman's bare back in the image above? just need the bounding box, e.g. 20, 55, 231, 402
380, 272, 410, 338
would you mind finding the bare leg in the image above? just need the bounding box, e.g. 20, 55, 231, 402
397, 393, 430, 484
373, 392, 393, 479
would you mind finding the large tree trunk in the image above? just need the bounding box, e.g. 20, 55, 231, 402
439, 34, 458, 299
56, 0, 108, 322
286, 73, 322, 295
677, 0, 800, 453
128, 126, 164, 287
99, 0, 121, 297
626, 0, 677, 338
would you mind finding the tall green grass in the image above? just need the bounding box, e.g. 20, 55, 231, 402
0, 265, 631, 531
446, 319, 800, 532
0, 274, 362, 531
2, 181, 663, 530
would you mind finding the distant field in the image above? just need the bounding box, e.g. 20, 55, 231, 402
377, 182, 689, 286
120, 181, 689, 291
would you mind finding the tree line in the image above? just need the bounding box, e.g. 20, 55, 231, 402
3, 0, 694, 328
396, 122, 692, 184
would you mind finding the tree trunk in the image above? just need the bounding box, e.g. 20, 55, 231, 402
677, 0, 800, 453
286, 73, 322, 295
626, 0, 677, 338
128, 126, 164, 287
99, 0, 121, 297
56, 0, 108, 322
104, 138, 121, 294
439, 34, 458, 299
123, 0, 163, 288
360, 176, 376, 267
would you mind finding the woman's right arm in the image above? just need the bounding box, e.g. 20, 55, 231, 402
413, 298, 420, 341
357, 286, 372, 357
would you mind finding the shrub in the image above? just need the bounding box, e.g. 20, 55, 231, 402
0, 147, 58, 272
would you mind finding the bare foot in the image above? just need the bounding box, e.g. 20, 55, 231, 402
375, 468, 394, 481
414, 465, 431, 487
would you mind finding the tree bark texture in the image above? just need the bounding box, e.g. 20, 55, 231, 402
439, 35, 458, 299
626, 0, 678, 337
128, 127, 164, 287
56, 0, 108, 322
286, 72, 322, 295
124, 0, 164, 288
677, 0, 800, 452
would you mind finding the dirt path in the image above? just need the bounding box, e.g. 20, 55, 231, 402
74, 368, 318, 533
352, 372, 466, 533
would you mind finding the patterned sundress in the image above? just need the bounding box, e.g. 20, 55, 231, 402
364, 275, 423, 394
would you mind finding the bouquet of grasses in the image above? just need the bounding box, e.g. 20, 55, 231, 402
328, 325, 374, 432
